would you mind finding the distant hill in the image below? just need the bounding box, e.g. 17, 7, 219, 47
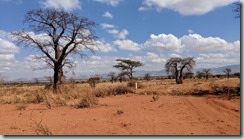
203, 65, 240, 74
10, 64, 240, 83
133, 64, 240, 77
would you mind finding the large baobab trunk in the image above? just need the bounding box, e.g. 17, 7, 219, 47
177, 68, 184, 84
175, 69, 179, 84
53, 63, 61, 93
53, 62, 64, 93
177, 75, 183, 84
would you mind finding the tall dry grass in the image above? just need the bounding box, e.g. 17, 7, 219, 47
0, 78, 240, 107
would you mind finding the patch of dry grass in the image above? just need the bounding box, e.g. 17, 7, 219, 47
0, 78, 240, 106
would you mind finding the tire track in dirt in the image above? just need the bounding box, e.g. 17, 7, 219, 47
206, 98, 240, 118
183, 97, 240, 135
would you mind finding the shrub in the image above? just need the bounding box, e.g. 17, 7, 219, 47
127, 80, 144, 89
94, 87, 113, 98
33, 92, 45, 104
138, 90, 158, 95
113, 85, 134, 95
52, 96, 66, 106
211, 85, 240, 96
73, 93, 98, 109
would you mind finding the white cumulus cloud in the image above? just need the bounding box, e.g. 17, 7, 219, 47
94, 40, 117, 52
0, 38, 19, 54
181, 34, 240, 52
107, 29, 129, 39
40, 0, 81, 11
144, 34, 183, 53
93, 0, 122, 7
101, 23, 116, 29
114, 39, 141, 51
103, 11, 113, 19
139, 0, 238, 16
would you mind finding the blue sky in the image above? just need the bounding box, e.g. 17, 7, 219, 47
0, 0, 240, 81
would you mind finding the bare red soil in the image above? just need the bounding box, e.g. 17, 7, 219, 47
0, 94, 240, 135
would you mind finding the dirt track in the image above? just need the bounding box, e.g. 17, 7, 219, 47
0, 95, 240, 135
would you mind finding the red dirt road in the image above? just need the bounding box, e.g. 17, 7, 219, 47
0, 95, 240, 135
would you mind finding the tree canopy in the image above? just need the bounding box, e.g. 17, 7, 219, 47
113, 59, 143, 79
165, 57, 195, 84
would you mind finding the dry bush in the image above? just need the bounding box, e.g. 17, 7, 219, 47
72, 92, 98, 109
151, 95, 159, 102
170, 89, 185, 96
113, 85, 135, 95
0, 78, 240, 106
211, 85, 240, 96
32, 92, 45, 104
0, 85, 49, 104
93, 83, 135, 97
183, 85, 240, 97
51, 95, 66, 106
94, 86, 113, 98
30, 111, 52, 135
186, 89, 210, 96
127, 80, 144, 89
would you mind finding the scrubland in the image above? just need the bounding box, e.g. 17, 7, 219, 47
0, 78, 240, 135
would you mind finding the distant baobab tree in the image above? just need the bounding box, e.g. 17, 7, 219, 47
196, 71, 204, 79
202, 69, 211, 80
165, 57, 195, 84
0, 74, 5, 84
12, 8, 97, 93
144, 73, 151, 81
113, 59, 143, 80
108, 72, 116, 83
88, 75, 100, 88
223, 68, 232, 79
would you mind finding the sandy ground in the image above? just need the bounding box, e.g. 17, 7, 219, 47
0, 94, 240, 135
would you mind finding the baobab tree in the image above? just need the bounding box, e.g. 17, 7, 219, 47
223, 68, 232, 79
0, 74, 5, 84
202, 69, 211, 80
196, 71, 204, 79
144, 73, 151, 81
165, 57, 195, 84
12, 9, 97, 93
113, 59, 143, 80
108, 72, 116, 83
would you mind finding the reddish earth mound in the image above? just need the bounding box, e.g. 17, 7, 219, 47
0, 95, 240, 135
